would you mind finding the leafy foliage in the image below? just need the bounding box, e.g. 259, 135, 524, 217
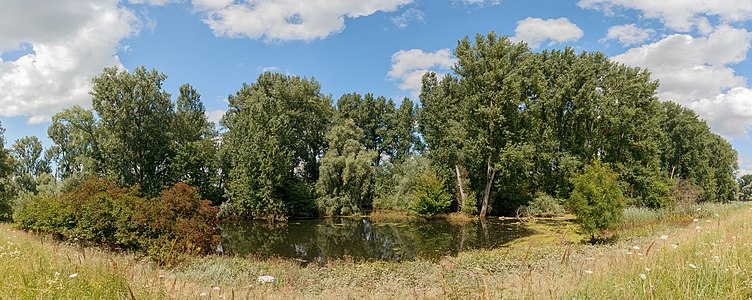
15, 178, 220, 264
315, 119, 376, 215
519, 192, 565, 217
411, 170, 452, 218
220, 72, 332, 219
567, 160, 626, 239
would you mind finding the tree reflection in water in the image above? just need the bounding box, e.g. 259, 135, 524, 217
220, 217, 536, 263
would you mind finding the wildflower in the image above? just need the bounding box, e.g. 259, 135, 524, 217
695, 226, 702, 230
199, 292, 207, 297
671, 244, 679, 249
69, 273, 77, 278
714, 213, 720, 217
645, 268, 651, 271
639, 274, 647, 280
585, 270, 593, 274
659, 235, 668, 240
212, 286, 220, 291
633, 246, 640, 250
688, 263, 697, 269
626, 251, 633, 255
693, 219, 699, 222
257, 275, 275, 283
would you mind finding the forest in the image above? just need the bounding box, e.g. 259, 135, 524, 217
0, 33, 743, 240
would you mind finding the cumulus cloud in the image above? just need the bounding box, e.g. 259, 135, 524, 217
578, 0, 752, 32
0, 0, 140, 123
206, 109, 225, 125
391, 8, 426, 29
511, 17, 584, 48
613, 25, 752, 137
387, 48, 456, 98
194, 0, 413, 42
602, 24, 654, 46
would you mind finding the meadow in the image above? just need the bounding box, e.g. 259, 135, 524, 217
1, 202, 750, 299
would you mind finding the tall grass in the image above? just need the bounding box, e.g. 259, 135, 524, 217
0, 223, 164, 299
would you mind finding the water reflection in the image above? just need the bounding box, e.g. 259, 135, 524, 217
221, 217, 535, 263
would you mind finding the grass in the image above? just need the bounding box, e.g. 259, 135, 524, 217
0, 224, 164, 299
3, 202, 752, 299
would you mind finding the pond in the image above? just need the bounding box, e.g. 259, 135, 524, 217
220, 217, 537, 263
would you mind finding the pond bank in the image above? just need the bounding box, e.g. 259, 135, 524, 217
1, 202, 749, 299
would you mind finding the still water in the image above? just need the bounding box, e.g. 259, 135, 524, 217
220, 217, 535, 263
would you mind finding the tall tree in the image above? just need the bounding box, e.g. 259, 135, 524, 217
0, 123, 16, 221
221, 72, 332, 219
169, 83, 223, 203
47, 105, 101, 180
453, 33, 531, 217
91, 66, 174, 196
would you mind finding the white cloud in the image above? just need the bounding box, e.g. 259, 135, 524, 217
613, 25, 752, 137
511, 17, 584, 48
690, 87, 752, 137
454, 0, 502, 6
578, 0, 752, 32
0, 0, 140, 123
128, 0, 177, 5
194, 0, 413, 42
391, 8, 425, 29
387, 49, 456, 98
206, 109, 225, 125
602, 24, 654, 46
259, 66, 281, 73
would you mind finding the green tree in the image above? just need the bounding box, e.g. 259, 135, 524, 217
411, 169, 452, 218
315, 118, 376, 215
568, 160, 625, 240
453, 33, 531, 217
47, 105, 101, 179
169, 83, 223, 204
10, 136, 51, 194
91, 66, 175, 196
336, 93, 397, 165
221, 72, 332, 219
0, 123, 16, 221
739, 174, 752, 201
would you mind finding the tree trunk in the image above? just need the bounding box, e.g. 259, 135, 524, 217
479, 160, 496, 218
455, 164, 467, 210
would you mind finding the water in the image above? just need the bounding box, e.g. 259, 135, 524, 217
220, 217, 536, 263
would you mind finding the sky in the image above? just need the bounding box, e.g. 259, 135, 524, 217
1, 0, 751, 175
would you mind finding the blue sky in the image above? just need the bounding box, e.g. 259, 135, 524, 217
1, 0, 751, 174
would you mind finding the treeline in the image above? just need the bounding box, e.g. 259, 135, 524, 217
0, 33, 740, 223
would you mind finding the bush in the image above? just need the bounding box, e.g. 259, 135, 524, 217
15, 178, 220, 264
373, 155, 433, 211
411, 170, 452, 218
519, 192, 565, 217
567, 160, 626, 240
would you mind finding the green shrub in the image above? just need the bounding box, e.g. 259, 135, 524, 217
15, 178, 220, 264
567, 160, 626, 240
460, 191, 479, 215
519, 192, 564, 217
411, 170, 452, 218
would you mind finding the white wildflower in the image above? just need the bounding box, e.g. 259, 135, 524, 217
633, 246, 640, 250
645, 268, 651, 271
693, 219, 699, 222
659, 235, 668, 240
199, 292, 207, 297
257, 275, 275, 283
584, 270, 593, 274
69, 273, 77, 278
688, 263, 697, 269
639, 273, 647, 280
212, 286, 220, 291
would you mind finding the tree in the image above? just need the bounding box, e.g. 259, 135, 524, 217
169, 83, 223, 204
411, 169, 452, 218
568, 160, 625, 240
336, 93, 397, 165
739, 174, 752, 201
91, 66, 175, 196
0, 122, 15, 221
10, 136, 51, 194
453, 33, 531, 217
315, 118, 376, 215
47, 105, 101, 180
221, 72, 332, 219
